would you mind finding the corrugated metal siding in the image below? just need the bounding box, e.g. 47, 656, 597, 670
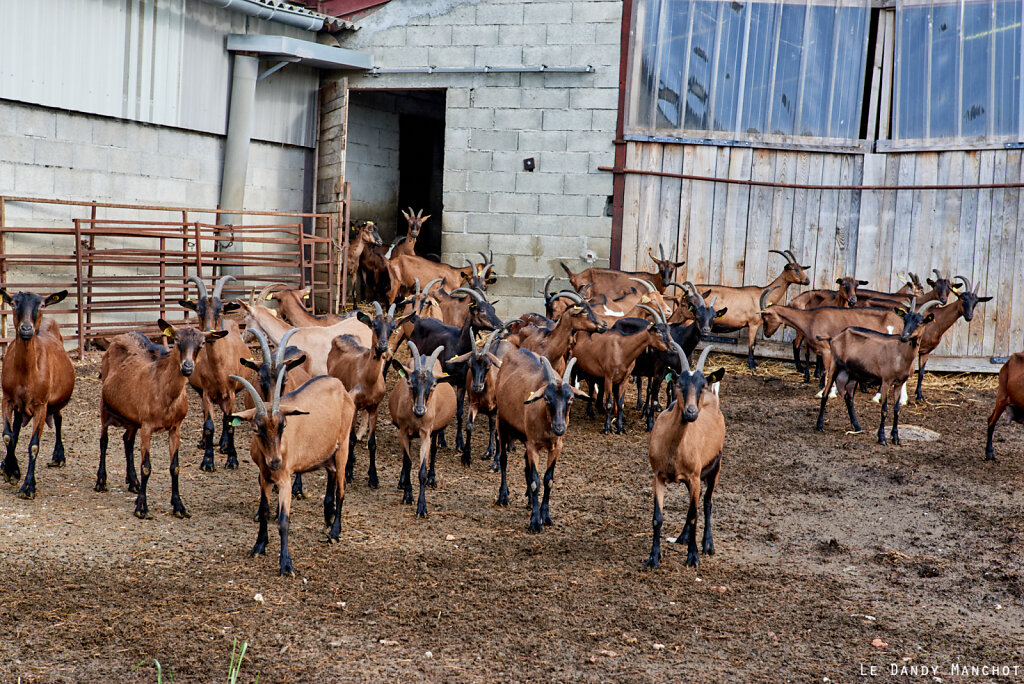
0, 0, 317, 147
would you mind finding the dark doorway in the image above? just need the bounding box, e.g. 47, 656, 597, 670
397, 94, 445, 258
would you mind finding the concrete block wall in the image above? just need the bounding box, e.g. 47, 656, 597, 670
346, 92, 402, 241
331, 0, 622, 316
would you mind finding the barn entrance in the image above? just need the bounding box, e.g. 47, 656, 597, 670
345, 89, 446, 256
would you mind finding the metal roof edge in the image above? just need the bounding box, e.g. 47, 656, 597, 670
226, 33, 373, 70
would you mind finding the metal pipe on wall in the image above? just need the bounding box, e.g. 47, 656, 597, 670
218, 52, 260, 274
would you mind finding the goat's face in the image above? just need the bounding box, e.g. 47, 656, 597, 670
404, 365, 439, 418
357, 311, 401, 358
836, 277, 868, 306
568, 303, 607, 333
468, 353, 492, 395
674, 368, 725, 423
693, 302, 726, 338
401, 210, 430, 239
234, 407, 306, 472
179, 295, 239, 332
925, 276, 953, 305
956, 289, 992, 322
525, 381, 575, 437
784, 262, 812, 286
0, 289, 66, 341
468, 297, 502, 331
651, 258, 685, 285
169, 327, 206, 377
646, 322, 671, 352
895, 308, 936, 343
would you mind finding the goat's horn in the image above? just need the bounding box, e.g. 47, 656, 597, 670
257, 282, 287, 302
917, 300, 942, 315
784, 249, 797, 262
477, 252, 489, 266
483, 328, 501, 354
647, 246, 657, 262
769, 249, 791, 263
669, 340, 690, 374
243, 328, 272, 367
426, 345, 446, 373
954, 274, 972, 293
406, 340, 422, 372
760, 286, 780, 310
682, 281, 706, 308
186, 275, 208, 300
270, 366, 287, 415
452, 287, 486, 304
542, 275, 555, 299
372, 301, 383, 317
414, 277, 422, 297
481, 263, 494, 279
213, 275, 236, 299
708, 295, 717, 308
387, 302, 397, 318
423, 278, 443, 297
249, 285, 256, 306
629, 277, 657, 293
563, 356, 577, 384
538, 354, 558, 384
230, 374, 267, 419
579, 282, 593, 296
907, 296, 918, 312
932, 268, 944, 281
695, 345, 714, 372
659, 244, 666, 261
637, 304, 665, 325
274, 328, 299, 368
553, 290, 583, 304
663, 281, 687, 292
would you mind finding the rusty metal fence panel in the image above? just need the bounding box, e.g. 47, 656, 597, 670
0, 196, 347, 357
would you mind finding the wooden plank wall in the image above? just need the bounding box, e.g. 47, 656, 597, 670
620, 141, 1024, 371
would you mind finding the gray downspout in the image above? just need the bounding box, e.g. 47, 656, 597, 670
217, 51, 259, 274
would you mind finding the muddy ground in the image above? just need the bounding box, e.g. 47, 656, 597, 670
0, 354, 1021, 682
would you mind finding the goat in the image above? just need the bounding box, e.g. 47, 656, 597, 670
327, 301, 405, 488
95, 320, 227, 518
236, 300, 370, 375
180, 275, 251, 471
0, 289, 75, 499
358, 242, 391, 303
495, 352, 583, 532
345, 220, 383, 304
644, 344, 726, 569
393, 207, 430, 259
515, 290, 607, 373
386, 253, 492, 304
231, 370, 356, 576
572, 305, 671, 433
261, 283, 345, 327
387, 342, 457, 517
921, 268, 955, 306
911, 275, 991, 401
449, 329, 514, 469
697, 249, 810, 369
560, 244, 684, 297
428, 284, 503, 330
240, 328, 312, 499
985, 352, 1024, 461
815, 299, 940, 444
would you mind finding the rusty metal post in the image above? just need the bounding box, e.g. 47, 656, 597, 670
193, 221, 203, 277
73, 219, 85, 359
298, 222, 307, 290
84, 204, 97, 336
339, 181, 350, 309
327, 214, 336, 314
0, 195, 6, 347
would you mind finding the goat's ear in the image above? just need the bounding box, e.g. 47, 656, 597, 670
894, 307, 908, 318
230, 409, 257, 425
461, 272, 471, 281
977, 295, 993, 302
389, 358, 410, 377
421, 214, 431, 222
279, 405, 310, 417
835, 278, 843, 285
205, 330, 230, 341
0, 288, 11, 305
157, 318, 175, 338
179, 299, 198, 312
43, 290, 68, 307
715, 307, 728, 318
448, 352, 473, 364
284, 353, 307, 371
923, 313, 935, 323
858, 280, 869, 285
486, 275, 497, 285
926, 278, 936, 287
395, 313, 414, 326
523, 388, 545, 404
571, 387, 590, 398
240, 358, 261, 372
688, 303, 696, 313
706, 368, 726, 384
356, 311, 372, 326
487, 353, 502, 367
222, 301, 242, 313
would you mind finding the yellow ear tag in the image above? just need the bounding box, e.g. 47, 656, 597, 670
162, 327, 174, 337
525, 390, 537, 401
265, 294, 274, 301
641, 295, 650, 304
268, 309, 277, 317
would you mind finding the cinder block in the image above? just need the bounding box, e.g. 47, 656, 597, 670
569, 87, 618, 111
72, 145, 109, 172
537, 151, 591, 174
573, 2, 622, 23
484, 275, 540, 299
543, 109, 593, 131
514, 213, 563, 236
107, 147, 142, 176
92, 118, 127, 147
491, 294, 533, 319
494, 109, 542, 131
567, 130, 615, 153
449, 148, 494, 171
446, 191, 490, 212
539, 193, 587, 216
518, 130, 567, 152
516, 171, 564, 195
428, 46, 476, 68
157, 127, 192, 156
587, 194, 610, 217
543, 71, 597, 89
90, 170, 113, 200
466, 212, 515, 234
470, 129, 519, 152
55, 114, 92, 143
467, 170, 516, 193
453, 25, 499, 46
470, 86, 522, 109
491, 149, 531, 171
444, 169, 469, 192
525, 3, 572, 23
499, 24, 546, 46
446, 126, 471, 149
474, 46, 523, 67
441, 232, 490, 254
409, 25, 452, 46
587, 236, 612, 260
566, 215, 613, 239
0, 162, 14, 194
0, 105, 17, 136
17, 107, 55, 138
588, 150, 614, 172
523, 45, 572, 65
476, 4, 523, 25
447, 89, 471, 108
0, 136, 34, 164
447, 106, 494, 130
441, 211, 467, 232
564, 172, 613, 196
157, 178, 189, 205
488, 233, 536, 256
489, 192, 539, 214
594, 22, 622, 46
547, 23, 596, 45
591, 108, 618, 132
519, 87, 570, 109
372, 26, 408, 47
53, 167, 93, 199
571, 44, 618, 67
381, 47, 429, 67
14, 164, 54, 195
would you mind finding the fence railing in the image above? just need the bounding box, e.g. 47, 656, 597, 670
0, 195, 346, 356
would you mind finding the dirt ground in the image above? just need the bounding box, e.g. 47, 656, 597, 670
0, 353, 1021, 682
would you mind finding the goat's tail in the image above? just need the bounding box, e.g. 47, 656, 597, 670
560, 261, 575, 279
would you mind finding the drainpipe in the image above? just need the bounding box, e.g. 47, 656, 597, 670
217, 51, 259, 273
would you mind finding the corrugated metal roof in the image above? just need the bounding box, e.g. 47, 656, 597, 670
239, 0, 360, 30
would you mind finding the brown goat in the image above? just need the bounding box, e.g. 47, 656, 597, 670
180, 275, 251, 471
560, 245, 684, 298
231, 371, 356, 576
644, 345, 726, 569
450, 329, 514, 470
387, 342, 457, 517
985, 352, 1024, 461
261, 283, 345, 327
516, 290, 607, 373
0, 289, 75, 499
494, 352, 583, 532
95, 320, 227, 518
386, 254, 491, 304
345, 220, 383, 304
392, 207, 430, 259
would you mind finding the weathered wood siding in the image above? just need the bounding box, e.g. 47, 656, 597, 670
620, 141, 1024, 371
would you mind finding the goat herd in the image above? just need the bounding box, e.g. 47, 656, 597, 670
1, 213, 1022, 576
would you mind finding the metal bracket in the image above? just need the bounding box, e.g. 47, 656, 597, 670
258, 57, 300, 81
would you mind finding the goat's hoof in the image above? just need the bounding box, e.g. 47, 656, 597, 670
172, 504, 190, 519
127, 482, 140, 494
460, 456, 471, 467
401, 494, 413, 505
326, 534, 339, 544
426, 476, 437, 488
984, 454, 997, 462
18, 488, 35, 500
225, 458, 239, 470
643, 556, 660, 570
891, 436, 901, 446
94, 480, 107, 492
134, 508, 153, 520
250, 545, 266, 557
199, 462, 216, 473
293, 490, 308, 500
685, 553, 700, 567
496, 492, 509, 507
488, 462, 500, 473
280, 567, 295, 578
543, 515, 553, 527
877, 437, 888, 445
702, 542, 715, 555
46, 458, 65, 468
367, 475, 379, 490
416, 505, 427, 518
3, 471, 19, 485
528, 520, 543, 534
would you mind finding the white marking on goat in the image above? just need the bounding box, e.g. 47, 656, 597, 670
886, 326, 894, 334
898, 382, 908, 406
871, 392, 881, 403
385, 245, 396, 258
711, 382, 720, 396
601, 306, 624, 317
816, 386, 838, 399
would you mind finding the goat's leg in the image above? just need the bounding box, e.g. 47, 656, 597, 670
17, 407, 46, 499
843, 390, 862, 433
292, 473, 306, 500
367, 408, 379, 489
985, 397, 1008, 461
47, 411, 66, 467
454, 388, 466, 451
585, 382, 596, 418
486, 415, 500, 472
891, 385, 902, 445
540, 444, 561, 527
614, 381, 627, 434
643, 476, 667, 569
95, 423, 110, 492
221, 397, 238, 468
134, 427, 154, 519
462, 403, 476, 467
914, 353, 930, 402
328, 429, 351, 541
416, 431, 431, 518
792, 333, 805, 374
876, 382, 891, 445
123, 428, 139, 492
168, 425, 189, 518
602, 381, 613, 434
436, 427, 448, 449
701, 455, 722, 555
2, 409, 23, 484
345, 428, 357, 484
495, 426, 510, 506
683, 475, 701, 566
746, 326, 758, 370
199, 395, 216, 472
399, 432, 413, 505
426, 431, 438, 488
634, 374, 644, 412
323, 469, 336, 530
252, 474, 271, 556
525, 444, 543, 533
816, 364, 839, 432
275, 475, 295, 576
